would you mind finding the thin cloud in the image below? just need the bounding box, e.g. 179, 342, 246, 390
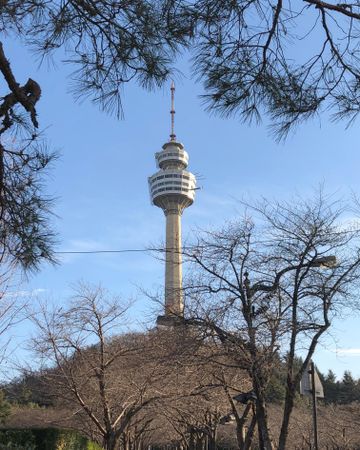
65, 239, 105, 251
57, 239, 106, 263
3, 288, 47, 298
336, 348, 360, 356
336, 216, 360, 232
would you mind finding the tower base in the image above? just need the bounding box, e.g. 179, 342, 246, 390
156, 315, 184, 328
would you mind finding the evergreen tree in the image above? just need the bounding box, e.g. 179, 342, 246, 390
0, 42, 56, 272
323, 369, 339, 404
339, 371, 358, 404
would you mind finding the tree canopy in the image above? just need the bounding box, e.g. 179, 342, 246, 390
2, 0, 360, 269
4, 0, 360, 137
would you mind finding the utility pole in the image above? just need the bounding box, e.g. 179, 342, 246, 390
300, 360, 324, 450
310, 361, 319, 450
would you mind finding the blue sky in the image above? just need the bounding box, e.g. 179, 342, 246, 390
3, 37, 360, 380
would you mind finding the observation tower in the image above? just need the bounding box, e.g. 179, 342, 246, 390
148, 83, 197, 326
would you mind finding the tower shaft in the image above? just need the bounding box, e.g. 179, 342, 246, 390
165, 210, 183, 316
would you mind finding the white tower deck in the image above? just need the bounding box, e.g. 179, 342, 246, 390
148, 84, 196, 326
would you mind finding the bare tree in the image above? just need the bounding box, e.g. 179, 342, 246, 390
183, 192, 360, 449
30, 284, 180, 450
264, 401, 360, 449
150, 327, 251, 450
29, 284, 239, 450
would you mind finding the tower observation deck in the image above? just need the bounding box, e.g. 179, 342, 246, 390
148, 83, 196, 326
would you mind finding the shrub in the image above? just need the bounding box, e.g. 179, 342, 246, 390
0, 428, 101, 449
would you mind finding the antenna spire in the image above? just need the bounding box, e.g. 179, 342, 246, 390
170, 81, 176, 141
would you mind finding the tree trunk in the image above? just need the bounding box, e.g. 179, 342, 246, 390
277, 385, 296, 450
243, 412, 257, 450
255, 397, 274, 450
208, 429, 217, 450
189, 430, 195, 450
105, 430, 120, 450
235, 403, 253, 450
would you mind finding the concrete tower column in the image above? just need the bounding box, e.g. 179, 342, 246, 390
165, 209, 183, 316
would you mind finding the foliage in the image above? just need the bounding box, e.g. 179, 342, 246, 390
321, 369, 360, 404
3, 0, 360, 140
187, 0, 360, 137
0, 428, 101, 450
3, 372, 53, 408
265, 372, 286, 405
0, 391, 10, 425
0, 428, 36, 449
0, 41, 56, 272
339, 371, 359, 404
2, 0, 359, 270
2, 1, 191, 119
4, 0, 360, 136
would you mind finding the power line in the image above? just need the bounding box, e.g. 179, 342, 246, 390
55, 248, 158, 254
53, 226, 360, 255
55, 247, 200, 255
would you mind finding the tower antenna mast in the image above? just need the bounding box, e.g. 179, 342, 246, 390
170, 81, 176, 141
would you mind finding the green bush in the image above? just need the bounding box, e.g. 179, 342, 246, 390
0, 429, 36, 449
0, 428, 102, 449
